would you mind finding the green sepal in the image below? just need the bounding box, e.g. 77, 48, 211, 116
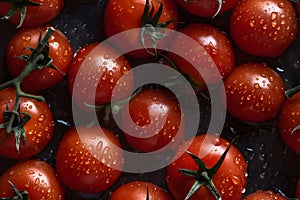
291, 125, 300, 134
0, 181, 28, 200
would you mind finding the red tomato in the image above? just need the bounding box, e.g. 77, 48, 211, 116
110, 181, 172, 200
6, 25, 73, 92
243, 190, 287, 200
296, 2, 300, 14
0, 0, 64, 28
121, 88, 183, 152
67, 42, 134, 111
0, 87, 54, 160
55, 126, 123, 193
296, 179, 300, 198
230, 0, 298, 57
166, 134, 248, 200
0, 159, 64, 200
166, 23, 235, 89
224, 62, 286, 122
174, 0, 239, 17
103, 0, 178, 58
279, 91, 300, 155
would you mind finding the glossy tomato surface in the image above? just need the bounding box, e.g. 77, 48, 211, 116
243, 190, 287, 200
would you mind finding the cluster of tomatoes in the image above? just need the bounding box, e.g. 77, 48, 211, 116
0, 0, 300, 199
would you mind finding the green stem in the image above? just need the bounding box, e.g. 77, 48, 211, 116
285, 85, 300, 98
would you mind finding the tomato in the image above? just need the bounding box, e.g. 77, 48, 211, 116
55, 126, 123, 193
296, 2, 300, 14
67, 42, 134, 111
120, 88, 183, 152
166, 134, 247, 200
103, 0, 178, 58
230, 0, 298, 57
0, 0, 64, 28
296, 179, 300, 198
0, 87, 54, 160
6, 25, 73, 92
174, 0, 239, 17
166, 23, 235, 88
0, 159, 64, 200
224, 62, 286, 122
110, 181, 172, 200
279, 91, 300, 155
243, 190, 287, 200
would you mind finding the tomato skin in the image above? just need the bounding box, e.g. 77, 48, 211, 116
243, 190, 287, 200
0, 159, 64, 200
0, 0, 64, 28
279, 91, 300, 155
230, 0, 298, 57
166, 23, 235, 88
0, 87, 54, 160
121, 88, 183, 152
103, 0, 178, 58
174, 0, 239, 17
296, 179, 300, 198
224, 62, 286, 122
166, 134, 247, 200
109, 181, 172, 200
67, 42, 133, 111
6, 25, 73, 92
55, 126, 123, 194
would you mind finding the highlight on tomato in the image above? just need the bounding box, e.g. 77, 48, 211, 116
243, 190, 287, 200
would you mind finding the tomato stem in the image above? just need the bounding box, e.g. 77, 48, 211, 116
0, 0, 40, 28
285, 85, 300, 98
0, 181, 28, 200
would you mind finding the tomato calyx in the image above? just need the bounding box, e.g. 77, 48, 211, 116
182, 0, 222, 18
0, 181, 28, 200
0, 0, 40, 28
140, 0, 175, 56
0, 27, 55, 152
179, 142, 232, 200
285, 85, 300, 99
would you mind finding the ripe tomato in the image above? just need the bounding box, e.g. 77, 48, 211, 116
6, 25, 73, 92
296, 179, 300, 198
103, 0, 178, 58
296, 2, 300, 14
279, 91, 300, 155
243, 190, 287, 200
120, 88, 183, 152
230, 0, 298, 57
0, 159, 64, 200
174, 0, 239, 17
110, 181, 172, 200
224, 62, 286, 122
166, 23, 235, 89
0, 87, 54, 160
0, 0, 64, 28
55, 126, 123, 193
166, 134, 248, 200
67, 42, 133, 111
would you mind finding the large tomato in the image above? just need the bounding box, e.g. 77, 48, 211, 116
230, 0, 298, 57
166, 23, 235, 89
0, 159, 64, 200
224, 62, 286, 122
0, 0, 64, 28
120, 88, 183, 152
243, 190, 287, 200
103, 0, 178, 58
166, 134, 248, 200
6, 25, 73, 92
279, 91, 300, 155
0, 87, 54, 160
110, 181, 172, 200
55, 126, 123, 194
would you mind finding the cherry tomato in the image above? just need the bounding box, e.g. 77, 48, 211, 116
243, 190, 287, 200
166, 134, 248, 200
0, 87, 54, 160
0, 159, 64, 200
230, 0, 298, 57
120, 88, 183, 152
55, 126, 123, 194
279, 91, 300, 155
224, 62, 286, 122
67, 42, 133, 111
103, 0, 178, 58
110, 181, 172, 200
6, 25, 73, 92
0, 0, 64, 28
174, 0, 239, 17
296, 179, 300, 198
166, 23, 235, 88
